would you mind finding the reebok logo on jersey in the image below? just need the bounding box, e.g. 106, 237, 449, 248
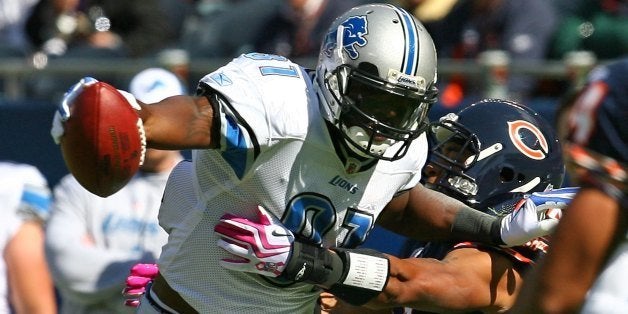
329, 175, 359, 194
210, 72, 233, 86
295, 263, 307, 281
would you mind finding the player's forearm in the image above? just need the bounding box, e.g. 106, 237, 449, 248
279, 242, 390, 306
386, 187, 502, 245
365, 255, 486, 312
140, 95, 216, 150
282, 241, 471, 310
6, 222, 57, 314
364, 255, 438, 310
300, 245, 515, 313
381, 185, 473, 242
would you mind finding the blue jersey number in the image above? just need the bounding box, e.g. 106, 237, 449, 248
244, 53, 367, 246
245, 53, 300, 78
281, 193, 373, 248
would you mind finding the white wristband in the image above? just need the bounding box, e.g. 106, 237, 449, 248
342, 252, 388, 291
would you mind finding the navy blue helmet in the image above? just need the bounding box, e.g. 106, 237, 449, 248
424, 99, 565, 209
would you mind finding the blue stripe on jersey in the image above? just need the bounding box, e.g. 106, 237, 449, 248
391, 6, 418, 75
222, 115, 248, 179
21, 187, 51, 216
259, 65, 300, 77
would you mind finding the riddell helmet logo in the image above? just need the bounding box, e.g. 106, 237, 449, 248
323, 16, 368, 59
508, 120, 549, 160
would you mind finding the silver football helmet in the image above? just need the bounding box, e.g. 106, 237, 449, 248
315, 3, 438, 161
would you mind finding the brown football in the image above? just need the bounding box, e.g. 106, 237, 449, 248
60, 81, 143, 197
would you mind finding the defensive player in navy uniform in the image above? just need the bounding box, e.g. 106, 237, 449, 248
219, 99, 576, 313
511, 57, 628, 313
52, 4, 561, 313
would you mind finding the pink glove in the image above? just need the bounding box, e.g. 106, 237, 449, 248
122, 263, 159, 307
214, 205, 294, 277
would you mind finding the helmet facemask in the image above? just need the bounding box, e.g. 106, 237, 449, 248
325, 64, 436, 161
424, 100, 566, 210
314, 3, 439, 161
424, 115, 482, 202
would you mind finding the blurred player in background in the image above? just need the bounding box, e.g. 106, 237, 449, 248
511, 57, 628, 313
52, 4, 560, 313
45, 68, 184, 314
0, 161, 56, 314
217, 99, 573, 313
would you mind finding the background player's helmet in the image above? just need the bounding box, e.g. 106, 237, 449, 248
315, 3, 438, 161
424, 99, 565, 209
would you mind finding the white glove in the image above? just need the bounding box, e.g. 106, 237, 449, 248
214, 205, 295, 277
51, 77, 98, 144
50, 77, 141, 145
500, 187, 578, 246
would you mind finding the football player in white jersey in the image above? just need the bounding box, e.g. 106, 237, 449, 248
0, 161, 56, 313
52, 4, 560, 313
216, 99, 575, 313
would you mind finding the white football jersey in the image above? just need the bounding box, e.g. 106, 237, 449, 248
0, 162, 51, 313
46, 171, 171, 314
149, 54, 429, 313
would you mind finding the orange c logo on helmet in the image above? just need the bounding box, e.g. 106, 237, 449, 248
508, 120, 548, 160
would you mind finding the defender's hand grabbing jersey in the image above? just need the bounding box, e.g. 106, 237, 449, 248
151, 54, 428, 313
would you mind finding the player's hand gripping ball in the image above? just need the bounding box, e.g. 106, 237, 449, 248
52, 77, 146, 197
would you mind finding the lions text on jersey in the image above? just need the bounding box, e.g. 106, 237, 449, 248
146, 53, 429, 313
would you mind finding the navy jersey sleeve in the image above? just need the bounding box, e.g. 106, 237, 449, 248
566, 58, 628, 201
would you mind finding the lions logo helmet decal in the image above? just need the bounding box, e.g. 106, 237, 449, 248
323, 15, 368, 60
508, 120, 549, 160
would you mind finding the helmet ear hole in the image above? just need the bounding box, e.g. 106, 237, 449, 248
499, 167, 515, 182
357, 62, 379, 76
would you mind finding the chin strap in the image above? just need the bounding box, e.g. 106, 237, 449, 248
345, 125, 392, 157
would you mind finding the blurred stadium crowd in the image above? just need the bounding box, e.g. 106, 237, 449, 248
0, 0, 626, 313
1, 0, 625, 184
0, 0, 626, 103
